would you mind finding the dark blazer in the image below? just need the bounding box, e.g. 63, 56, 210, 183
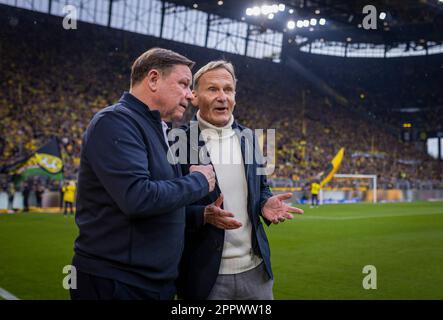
177, 118, 274, 300
73, 92, 209, 293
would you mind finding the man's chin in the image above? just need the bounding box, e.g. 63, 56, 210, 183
172, 111, 185, 122
212, 116, 231, 127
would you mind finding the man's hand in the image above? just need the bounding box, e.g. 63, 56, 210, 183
262, 193, 304, 224
204, 194, 242, 230
190, 164, 216, 192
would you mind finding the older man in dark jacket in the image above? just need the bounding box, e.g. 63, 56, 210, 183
71, 48, 215, 300
177, 61, 303, 300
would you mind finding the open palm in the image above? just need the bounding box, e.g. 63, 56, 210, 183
262, 193, 304, 224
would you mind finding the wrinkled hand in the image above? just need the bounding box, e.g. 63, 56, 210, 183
190, 164, 216, 192
204, 194, 242, 230
262, 193, 304, 224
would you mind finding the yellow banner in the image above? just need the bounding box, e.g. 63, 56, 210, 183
320, 147, 345, 187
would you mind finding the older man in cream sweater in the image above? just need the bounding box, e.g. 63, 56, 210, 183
177, 60, 304, 300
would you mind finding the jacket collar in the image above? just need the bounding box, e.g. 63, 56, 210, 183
119, 92, 162, 123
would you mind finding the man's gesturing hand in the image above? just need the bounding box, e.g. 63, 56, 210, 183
262, 193, 304, 224
204, 194, 242, 230
190, 164, 216, 192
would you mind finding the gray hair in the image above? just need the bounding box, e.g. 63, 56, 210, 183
193, 60, 237, 90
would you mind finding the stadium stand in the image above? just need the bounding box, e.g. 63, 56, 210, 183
0, 4, 442, 197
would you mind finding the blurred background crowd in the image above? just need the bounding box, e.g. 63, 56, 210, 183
1, 7, 442, 197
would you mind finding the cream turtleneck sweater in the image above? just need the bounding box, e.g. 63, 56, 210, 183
196, 111, 262, 275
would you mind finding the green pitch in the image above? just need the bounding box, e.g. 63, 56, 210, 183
0, 201, 442, 300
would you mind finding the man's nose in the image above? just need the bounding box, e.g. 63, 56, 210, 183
185, 87, 193, 100
216, 90, 227, 102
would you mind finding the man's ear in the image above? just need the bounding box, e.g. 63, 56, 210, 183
145, 69, 161, 92
191, 90, 199, 108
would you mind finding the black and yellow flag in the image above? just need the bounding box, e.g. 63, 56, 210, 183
316, 147, 345, 187
2, 137, 64, 182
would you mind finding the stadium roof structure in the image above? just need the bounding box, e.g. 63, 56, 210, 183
2, 0, 443, 59
167, 0, 443, 58
169, 0, 443, 41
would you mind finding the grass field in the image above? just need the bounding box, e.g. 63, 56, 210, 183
0, 201, 442, 300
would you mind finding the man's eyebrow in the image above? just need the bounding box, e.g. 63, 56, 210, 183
205, 80, 233, 87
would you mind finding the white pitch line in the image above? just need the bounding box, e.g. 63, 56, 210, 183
297, 211, 443, 221
0, 287, 20, 300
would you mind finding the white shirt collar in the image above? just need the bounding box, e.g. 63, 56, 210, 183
161, 121, 169, 145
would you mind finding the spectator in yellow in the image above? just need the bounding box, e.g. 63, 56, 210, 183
62, 180, 76, 216
310, 180, 320, 208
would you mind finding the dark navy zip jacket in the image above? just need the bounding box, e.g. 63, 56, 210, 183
72, 92, 209, 293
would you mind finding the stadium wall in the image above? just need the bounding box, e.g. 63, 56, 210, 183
2, 190, 443, 210
271, 189, 443, 204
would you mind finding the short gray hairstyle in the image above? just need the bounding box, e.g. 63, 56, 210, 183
193, 60, 237, 90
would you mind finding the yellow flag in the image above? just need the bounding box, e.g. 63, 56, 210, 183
320, 148, 345, 187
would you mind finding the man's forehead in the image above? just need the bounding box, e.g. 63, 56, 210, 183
169, 64, 192, 78
200, 69, 235, 85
